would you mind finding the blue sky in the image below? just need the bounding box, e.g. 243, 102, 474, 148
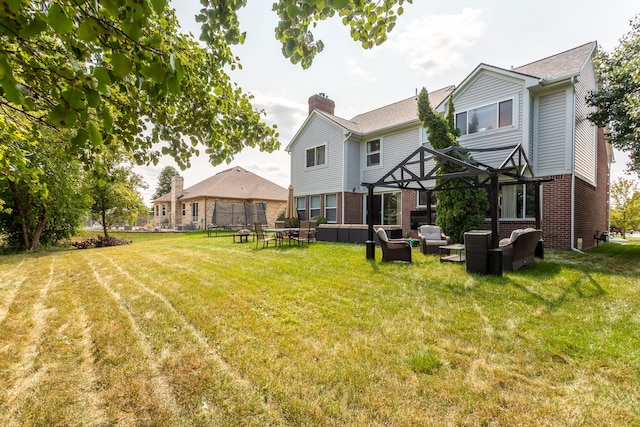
138, 0, 639, 203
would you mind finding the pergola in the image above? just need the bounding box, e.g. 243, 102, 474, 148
362, 143, 551, 260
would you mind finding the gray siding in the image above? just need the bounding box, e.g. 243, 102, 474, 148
345, 138, 361, 190
362, 126, 421, 185
535, 90, 571, 175
290, 115, 345, 195
574, 63, 598, 185
454, 73, 525, 167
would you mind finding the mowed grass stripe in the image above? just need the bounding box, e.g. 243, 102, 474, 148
90, 250, 287, 425
1, 257, 56, 425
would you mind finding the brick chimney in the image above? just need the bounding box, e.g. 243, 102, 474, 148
308, 93, 335, 115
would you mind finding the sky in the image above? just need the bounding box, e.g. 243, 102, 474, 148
137, 0, 639, 204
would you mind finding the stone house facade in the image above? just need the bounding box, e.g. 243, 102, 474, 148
152, 167, 287, 230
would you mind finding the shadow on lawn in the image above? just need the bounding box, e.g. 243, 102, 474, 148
507, 261, 605, 311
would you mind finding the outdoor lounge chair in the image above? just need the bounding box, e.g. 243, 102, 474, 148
376, 228, 412, 263
418, 225, 451, 254
254, 222, 277, 248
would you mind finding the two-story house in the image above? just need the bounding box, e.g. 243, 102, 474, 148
286, 42, 610, 249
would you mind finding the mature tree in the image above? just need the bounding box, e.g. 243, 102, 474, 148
89, 156, 148, 238
2, 1, 412, 171
0, 1, 278, 170
152, 165, 179, 200
0, 118, 91, 250
609, 177, 640, 238
199, 0, 413, 69
587, 14, 640, 174
418, 88, 488, 243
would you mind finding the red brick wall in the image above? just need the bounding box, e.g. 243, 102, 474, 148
343, 192, 363, 224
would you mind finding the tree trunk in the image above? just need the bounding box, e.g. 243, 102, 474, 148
8, 181, 31, 250
31, 207, 47, 250
101, 208, 109, 238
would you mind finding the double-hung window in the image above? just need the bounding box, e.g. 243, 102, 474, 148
309, 195, 321, 218
325, 194, 337, 222
155, 205, 159, 216
456, 99, 513, 136
161, 204, 166, 216
182, 203, 186, 216
306, 145, 326, 167
366, 139, 381, 167
296, 197, 307, 220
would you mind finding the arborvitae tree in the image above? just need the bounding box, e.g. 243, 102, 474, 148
417, 88, 489, 243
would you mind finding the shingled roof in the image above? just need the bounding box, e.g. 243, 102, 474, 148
512, 41, 597, 79
317, 85, 455, 135
154, 167, 287, 203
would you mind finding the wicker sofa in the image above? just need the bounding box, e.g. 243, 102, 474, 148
418, 225, 451, 254
499, 228, 543, 271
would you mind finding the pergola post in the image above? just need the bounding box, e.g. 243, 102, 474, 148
427, 191, 433, 224
490, 175, 500, 248
366, 185, 375, 260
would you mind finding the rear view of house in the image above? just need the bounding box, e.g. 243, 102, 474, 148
286, 42, 610, 249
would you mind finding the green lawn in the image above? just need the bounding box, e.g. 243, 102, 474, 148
1, 232, 639, 426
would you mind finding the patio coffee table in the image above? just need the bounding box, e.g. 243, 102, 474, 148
233, 229, 254, 243
439, 243, 465, 263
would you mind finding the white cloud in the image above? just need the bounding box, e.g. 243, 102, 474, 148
344, 56, 378, 82
384, 8, 486, 76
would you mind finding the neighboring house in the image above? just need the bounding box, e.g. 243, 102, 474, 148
152, 166, 288, 229
286, 42, 611, 249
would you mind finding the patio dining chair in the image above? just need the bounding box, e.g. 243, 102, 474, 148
254, 222, 277, 248
291, 220, 311, 245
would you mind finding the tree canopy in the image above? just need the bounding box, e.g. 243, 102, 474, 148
609, 177, 640, 237
152, 165, 179, 200
587, 14, 640, 174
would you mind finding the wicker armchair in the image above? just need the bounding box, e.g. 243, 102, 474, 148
418, 225, 451, 254
376, 228, 412, 263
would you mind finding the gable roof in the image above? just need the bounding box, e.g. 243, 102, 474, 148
321, 85, 455, 135
286, 85, 454, 151
153, 166, 287, 203
511, 41, 597, 79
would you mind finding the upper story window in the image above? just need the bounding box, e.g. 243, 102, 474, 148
456, 99, 513, 136
306, 145, 326, 168
366, 139, 381, 167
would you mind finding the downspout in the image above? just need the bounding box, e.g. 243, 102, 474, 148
342, 131, 352, 224
569, 75, 585, 254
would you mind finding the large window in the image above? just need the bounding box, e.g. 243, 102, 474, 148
296, 197, 307, 220
366, 139, 381, 167
191, 202, 199, 222
309, 195, 321, 218
325, 194, 337, 222
161, 204, 166, 216
496, 184, 537, 219
366, 192, 401, 225
306, 145, 326, 167
456, 99, 513, 136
